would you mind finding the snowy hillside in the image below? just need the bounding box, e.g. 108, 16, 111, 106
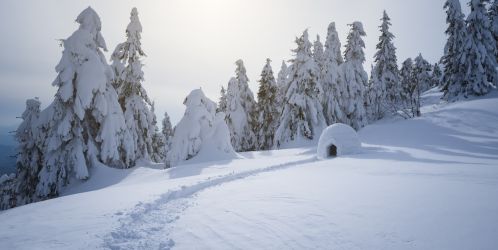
0, 91, 497, 249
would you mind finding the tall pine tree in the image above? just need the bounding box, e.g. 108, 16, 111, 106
111, 8, 158, 162
276, 60, 289, 109
256, 59, 279, 150
162, 112, 174, 153
442, 0, 467, 100
399, 58, 420, 118
1, 98, 43, 209
313, 35, 326, 84
414, 54, 432, 93
225, 60, 257, 151
274, 30, 327, 148
431, 63, 443, 88
342, 22, 368, 130
367, 11, 400, 122
489, 0, 498, 61
217, 86, 228, 113
444, 0, 497, 100
35, 7, 134, 199
322, 22, 345, 125
150, 102, 165, 162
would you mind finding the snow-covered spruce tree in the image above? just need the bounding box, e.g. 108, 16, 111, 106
431, 63, 443, 88
442, 0, 467, 100
414, 54, 432, 93
277, 60, 289, 88
150, 102, 165, 162
217, 86, 228, 113
411, 55, 432, 116
322, 22, 346, 125
274, 30, 327, 148
225, 60, 257, 152
166, 89, 236, 167
342, 22, 368, 130
0, 174, 16, 210
399, 58, 416, 118
444, 0, 497, 100
276, 60, 289, 108
399, 57, 423, 118
313, 35, 326, 82
367, 11, 400, 122
0, 98, 43, 209
235, 59, 258, 142
150, 127, 165, 162
256, 59, 279, 150
13, 98, 43, 206
161, 111, 174, 157
367, 65, 381, 122
489, 0, 498, 61
111, 8, 158, 162
35, 7, 134, 198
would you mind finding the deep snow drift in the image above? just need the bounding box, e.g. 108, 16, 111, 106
0, 90, 497, 250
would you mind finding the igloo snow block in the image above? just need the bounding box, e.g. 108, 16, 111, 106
317, 123, 361, 159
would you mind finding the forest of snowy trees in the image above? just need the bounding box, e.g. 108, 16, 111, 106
2, 0, 498, 210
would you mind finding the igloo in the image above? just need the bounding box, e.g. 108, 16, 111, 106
317, 123, 361, 159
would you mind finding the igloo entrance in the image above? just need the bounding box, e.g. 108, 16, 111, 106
328, 144, 337, 157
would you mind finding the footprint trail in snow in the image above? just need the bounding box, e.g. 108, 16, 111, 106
103, 157, 316, 249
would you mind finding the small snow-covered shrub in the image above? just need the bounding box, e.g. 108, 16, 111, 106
317, 123, 361, 159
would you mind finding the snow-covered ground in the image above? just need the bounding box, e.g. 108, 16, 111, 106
1, 90, 498, 249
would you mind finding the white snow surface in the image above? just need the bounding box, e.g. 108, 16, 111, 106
1, 91, 498, 249
317, 123, 361, 159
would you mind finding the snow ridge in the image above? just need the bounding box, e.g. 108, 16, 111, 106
103, 157, 316, 249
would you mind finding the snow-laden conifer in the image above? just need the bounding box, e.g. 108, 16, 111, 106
161, 112, 173, 156
0, 174, 16, 210
274, 30, 327, 148
444, 0, 497, 100
342, 22, 368, 130
225, 60, 257, 151
111, 8, 158, 162
367, 11, 400, 122
277, 60, 289, 88
489, 0, 498, 60
0, 98, 43, 209
313, 35, 326, 82
256, 59, 279, 150
399, 58, 415, 117
431, 63, 443, 88
150, 103, 165, 162
276, 60, 289, 108
322, 22, 345, 125
366, 65, 382, 122
217, 86, 228, 113
14, 98, 43, 205
442, 0, 467, 100
414, 54, 432, 93
399, 57, 423, 118
36, 7, 134, 198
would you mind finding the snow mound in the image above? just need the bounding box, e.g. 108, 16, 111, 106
317, 123, 361, 159
188, 112, 240, 164
167, 89, 239, 167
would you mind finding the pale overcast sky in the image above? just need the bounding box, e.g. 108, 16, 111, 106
0, 0, 466, 129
